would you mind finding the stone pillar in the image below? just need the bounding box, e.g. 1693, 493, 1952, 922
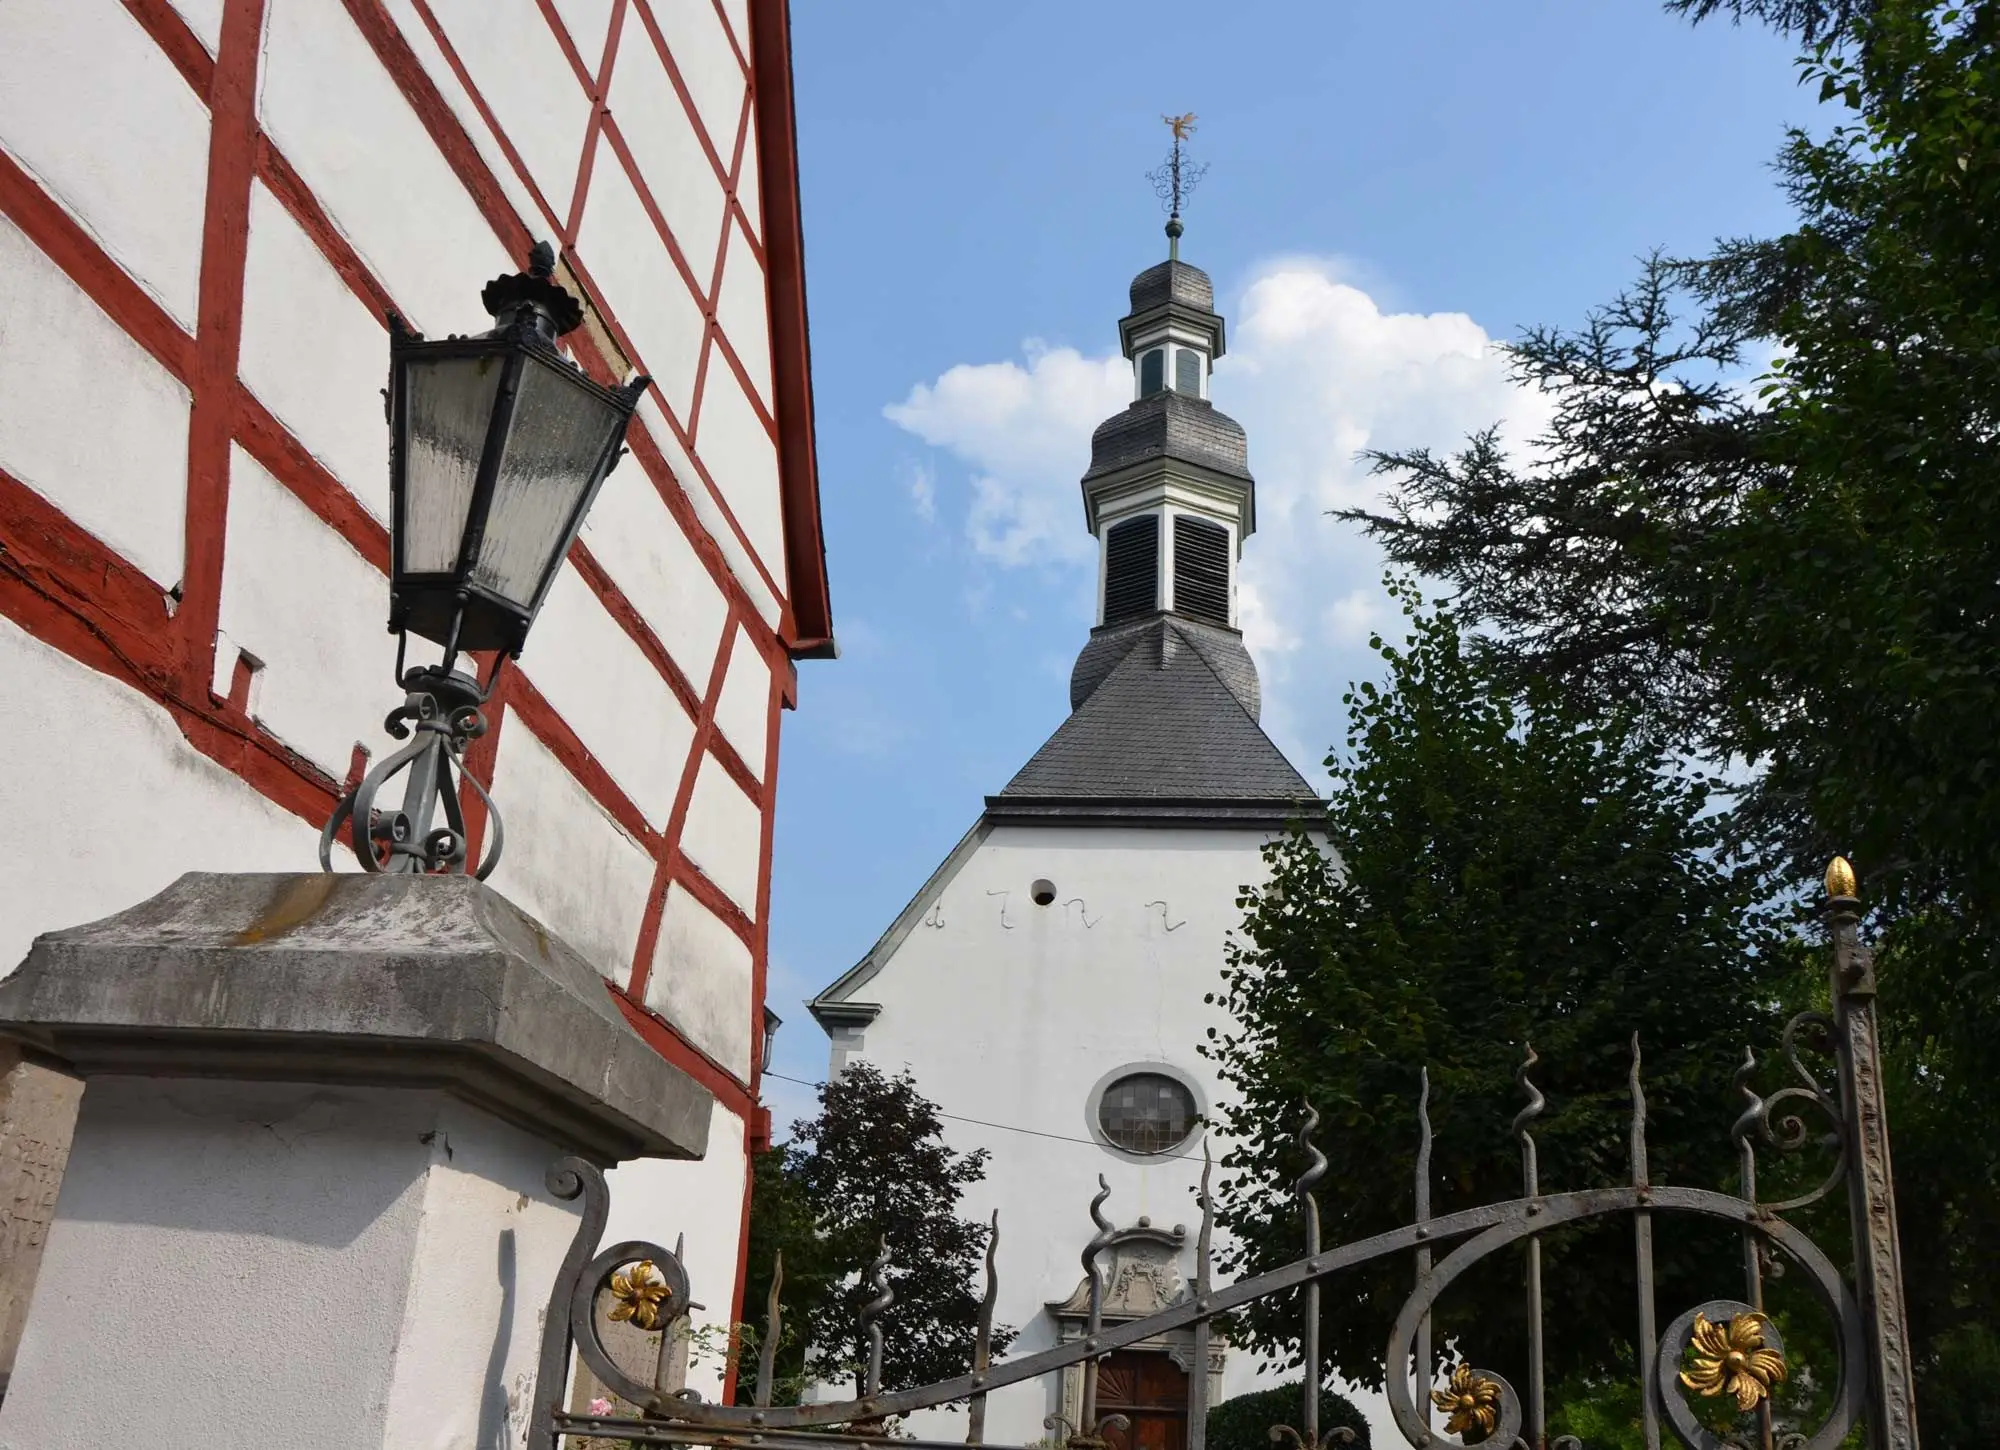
0, 1043, 82, 1397
0, 873, 713, 1450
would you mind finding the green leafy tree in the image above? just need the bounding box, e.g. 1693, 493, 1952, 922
1350, 0, 2000, 988
1202, 593, 1790, 1438
741, 1063, 1013, 1402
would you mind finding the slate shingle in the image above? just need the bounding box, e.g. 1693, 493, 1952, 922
1083, 392, 1251, 485
989, 615, 1317, 821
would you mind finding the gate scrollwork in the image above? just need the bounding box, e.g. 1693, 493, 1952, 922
527, 860, 1918, 1450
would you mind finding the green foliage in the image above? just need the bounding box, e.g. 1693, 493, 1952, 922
741, 1063, 1012, 1401
1667, 0, 1874, 39
1345, 1, 2000, 1432
1202, 591, 1785, 1400
1351, 1, 2000, 948
1204, 1382, 1370, 1450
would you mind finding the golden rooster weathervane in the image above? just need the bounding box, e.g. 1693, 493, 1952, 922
1147, 112, 1208, 259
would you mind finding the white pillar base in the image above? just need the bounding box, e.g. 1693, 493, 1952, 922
0, 1077, 581, 1450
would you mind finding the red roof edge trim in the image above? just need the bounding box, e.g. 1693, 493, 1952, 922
746, 0, 833, 659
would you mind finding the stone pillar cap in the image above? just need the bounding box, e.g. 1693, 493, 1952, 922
0, 873, 712, 1165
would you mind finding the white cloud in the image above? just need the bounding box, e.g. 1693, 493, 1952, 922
884, 341, 1129, 566
906, 460, 937, 523
885, 259, 1554, 774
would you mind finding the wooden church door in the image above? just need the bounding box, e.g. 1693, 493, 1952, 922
1097, 1351, 1189, 1450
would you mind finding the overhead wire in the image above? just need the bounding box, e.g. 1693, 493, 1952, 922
760, 1069, 1211, 1163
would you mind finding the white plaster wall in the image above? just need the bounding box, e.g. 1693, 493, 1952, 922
487, 709, 657, 985
239, 178, 393, 520
646, 882, 755, 1078
695, 357, 787, 584
710, 625, 772, 781
380, 1096, 595, 1449
840, 824, 1284, 1443
718, 0, 752, 58
577, 151, 707, 421
378, 0, 548, 239
736, 111, 763, 240
605, 29, 728, 293
215, 445, 388, 780
679, 755, 764, 919
548, 0, 613, 69
603, 1098, 750, 1404
258, 0, 513, 335
418, 0, 592, 218
640, 392, 784, 630
646, 0, 745, 160
164, 0, 224, 53
578, 462, 730, 690
714, 218, 772, 408
0, 212, 192, 588
0, 619, 323, 980
524, 562, 696, 830
0, 0, 210, 328
0, 1080, 582, 1450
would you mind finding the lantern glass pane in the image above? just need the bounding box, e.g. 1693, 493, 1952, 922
402, 354, 504, 575
471, 352, 623, 609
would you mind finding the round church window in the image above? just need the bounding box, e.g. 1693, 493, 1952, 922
1096, 1072, 1196, 1155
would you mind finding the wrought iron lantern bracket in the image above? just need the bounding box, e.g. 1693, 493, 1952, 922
318, 656, 502, 878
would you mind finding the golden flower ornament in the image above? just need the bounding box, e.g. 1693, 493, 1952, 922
1679, 1311, 1788, 1412
1431, 1363, 1502, 1438
1826, 855, 1857, 900
608, 1259, 671, 1331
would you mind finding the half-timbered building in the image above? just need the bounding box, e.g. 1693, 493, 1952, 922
0, 0, 830, 1399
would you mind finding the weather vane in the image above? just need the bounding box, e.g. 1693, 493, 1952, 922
1146, 112, 1208, 260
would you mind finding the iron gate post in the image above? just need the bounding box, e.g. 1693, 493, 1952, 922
1826, 860, 1920, 1450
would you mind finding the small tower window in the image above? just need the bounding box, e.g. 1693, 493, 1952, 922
1138, 348, 1165, 397
1102, 515, 1159, 625
1172, 515, 1230, 626
1174, 347, 1203, 396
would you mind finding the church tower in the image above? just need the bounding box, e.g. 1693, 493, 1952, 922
988, 248, 1308, 826
811, 209, 1316, 1444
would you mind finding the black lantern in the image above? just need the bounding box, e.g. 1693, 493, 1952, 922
388, 239, 647, 660
320, 241, 647, 878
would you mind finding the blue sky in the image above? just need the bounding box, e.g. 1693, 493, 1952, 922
762, 1, 1823, 1124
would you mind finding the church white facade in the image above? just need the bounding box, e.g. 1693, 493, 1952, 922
812, 247, 1319, 1448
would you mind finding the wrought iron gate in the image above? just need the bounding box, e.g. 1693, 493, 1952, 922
527, 863, 1919, 1450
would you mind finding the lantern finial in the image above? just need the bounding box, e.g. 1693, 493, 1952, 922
481, 238, 584, 335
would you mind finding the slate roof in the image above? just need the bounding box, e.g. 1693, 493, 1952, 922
988, 614, 1318, 824
1129, 259, 1216, 315
1083, 392, 1251, 485
1070, 612, 1260, 715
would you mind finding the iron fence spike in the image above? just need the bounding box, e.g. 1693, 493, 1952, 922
1414, 1068, 1433, 1430
754, 1249, 784, 1409
966, 1213, 998, 1445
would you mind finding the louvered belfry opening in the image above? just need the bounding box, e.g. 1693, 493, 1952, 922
1172, 515, 1230, 626
1174, 347, 1202, 395
1102, 515, 1160, 624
